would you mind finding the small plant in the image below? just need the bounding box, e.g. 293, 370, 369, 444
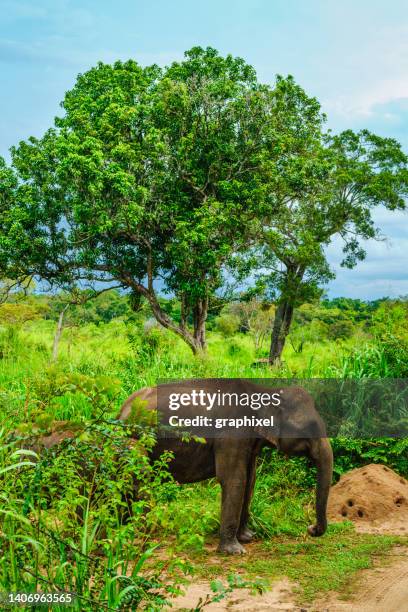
193, 574, 267, 611
127, 325, 177, 366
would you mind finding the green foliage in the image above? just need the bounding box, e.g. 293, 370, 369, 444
46, 290, 133, 326
379, 333, 408, 376
215, 313, 240, 336
0, 324, 49, 361
126, 397, 155, 428
371, 298, 408, 332
15, 366, 122, 433
224, 299, 275, 352
2, 48, 305, 353
0, 408, 185, 609
0, 292, 407, 606
1, 42, 408, 605
331, 438, 408, 477
244, 128, 408, 361
334, 335, 408, 379
0, 303, 40, 325
327, 319, 355, 340
0, 326, 24, 359
249, 451, 316, 538
127, 323, 177, 366
4, 48, 404, 357
321, 297, 378, 322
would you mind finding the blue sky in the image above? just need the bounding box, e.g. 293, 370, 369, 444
1, 0, 407, 299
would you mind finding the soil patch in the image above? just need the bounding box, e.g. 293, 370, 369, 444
165, 577, 296, 611
312, 547, 408, 612
167, 550, 408, 611
327, 463, 408, 534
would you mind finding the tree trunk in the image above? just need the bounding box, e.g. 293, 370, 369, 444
193, 298, 208, 352
180, 294, 188, 330
269, 301, 294, 365
144, 290, 207, 354
52, 305, 68, 362
122, 275, 208, 355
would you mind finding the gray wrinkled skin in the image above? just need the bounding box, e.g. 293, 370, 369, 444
119, 380, 333, 554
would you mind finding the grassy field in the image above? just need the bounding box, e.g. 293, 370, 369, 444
0, 307, 407, 610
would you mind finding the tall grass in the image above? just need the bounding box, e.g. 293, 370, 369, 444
0, 419, 186, 610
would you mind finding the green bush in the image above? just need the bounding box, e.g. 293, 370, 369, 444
380, 333, 408, 377
327, 319, 354, 340
215, 313, 240, 336
0, 417, 186, 609
127, 324, 177, 366
331, 437, 408, 478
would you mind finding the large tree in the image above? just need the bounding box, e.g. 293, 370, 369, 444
0, 48, 294, 353
256, 129, 408, 364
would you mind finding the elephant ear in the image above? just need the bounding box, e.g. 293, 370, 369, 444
256, 386, 328, 445
279, 386, 328, 438
254, 403, 281, 446
279, 415, 327, 439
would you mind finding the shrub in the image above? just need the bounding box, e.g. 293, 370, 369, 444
215, 313, 240, 336
331, 438, 408, 478
380, 333, 408, 377
327, 319, 354, 340
0, 401, 186, 608
127, 324, 176, 366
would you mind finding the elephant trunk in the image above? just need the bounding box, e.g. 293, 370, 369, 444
308, 437, 333, 536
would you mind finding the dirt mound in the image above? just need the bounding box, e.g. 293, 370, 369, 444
328, 463, 408, 534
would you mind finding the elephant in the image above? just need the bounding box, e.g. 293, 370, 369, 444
119, 378, 333, 554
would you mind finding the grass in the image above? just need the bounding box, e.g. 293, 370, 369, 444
178, 526, 406, 604
0, 319, 364, 417
150, 481, 407, 605
1, 317, 408, 608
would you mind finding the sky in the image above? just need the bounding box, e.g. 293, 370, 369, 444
1, 0, 407, 299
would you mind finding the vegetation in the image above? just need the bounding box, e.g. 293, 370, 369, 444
1, 48, 407, 361
256, 129, 408, 363
1, 48, 287, 354
0, 290, 407, 608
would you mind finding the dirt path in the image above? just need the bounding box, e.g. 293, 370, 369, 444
165, 577, 295, 610
167, 547, 408, 611
312, 547, 408, 612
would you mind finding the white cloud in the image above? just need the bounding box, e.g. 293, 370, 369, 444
322, 24, 408, 121
325, 209, 408, 298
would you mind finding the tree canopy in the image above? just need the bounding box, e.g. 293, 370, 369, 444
0, 47, 326, 352
252, 129, 408, 362
1, 47, 407, 357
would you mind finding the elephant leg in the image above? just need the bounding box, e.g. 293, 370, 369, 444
237, 454, 257, 543
216, 451, 248, 554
